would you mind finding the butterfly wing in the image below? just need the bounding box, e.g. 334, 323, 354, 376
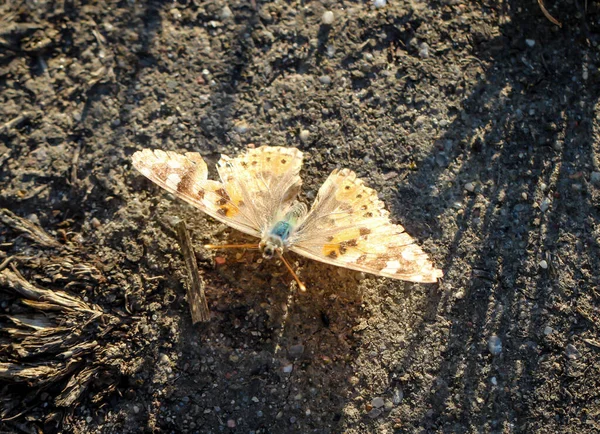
216, 146, 304, 233
290, 169, 443, 283
132, 149, 262, 237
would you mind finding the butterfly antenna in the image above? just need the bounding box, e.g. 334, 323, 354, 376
277, 251, 306, 292
204, 243, 259, 250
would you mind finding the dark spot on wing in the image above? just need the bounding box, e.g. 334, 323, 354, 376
364, 212, 373, 218
197, 190, 205, 200
215, 188, 230, 200
217, 198, 228, 206
217, 208, 228, 216
241, 161, 248, 168
326, 235, 334, 242
281, 158, 287, 164
328, 250, 338, 259
344, 239, 358, 247
357, 194, 363, 199
357, 254, 367, 264
339, 244, 347, 254
344, 185, 351, 190
177, 170, 196, 194
359, 227, 371, 236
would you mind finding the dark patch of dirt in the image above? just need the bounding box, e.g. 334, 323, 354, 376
1, 0, 600, 433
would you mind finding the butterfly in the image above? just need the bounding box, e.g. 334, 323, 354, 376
131, 146, 443, 289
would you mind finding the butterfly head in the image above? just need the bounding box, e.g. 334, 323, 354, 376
259, 235, 284, 260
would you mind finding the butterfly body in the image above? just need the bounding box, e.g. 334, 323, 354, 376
132, 146, 443, 284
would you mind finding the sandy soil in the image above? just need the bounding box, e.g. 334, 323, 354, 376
1, 0, 600, 433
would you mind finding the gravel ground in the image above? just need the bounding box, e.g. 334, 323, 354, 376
1, 0, 600, 433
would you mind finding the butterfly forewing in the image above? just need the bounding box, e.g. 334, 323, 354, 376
216, 146, 304, 232
131, 149, 262, 237
291, 169, 443, 283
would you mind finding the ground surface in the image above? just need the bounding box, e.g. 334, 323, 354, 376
1, 0, 600, 433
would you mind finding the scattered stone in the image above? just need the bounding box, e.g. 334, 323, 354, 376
539, 259, 548, 270
384, 400, 394, 411
591, 171, 600, 185
299, 130, 310, 142
491, 377, 498, 386
221, 5, 232, 20
227, 419, 236, 428
282, 363, 293, 373
321, 11, 334, 25
368, 408, 382, 418
234, 120, 249, 134
289, 416, 297, 423
373, 0, 387, 8
371, 397, 385, 408
392, 388, 404, 404
565, 344, 581, 360
525, 39, 536, 48
544, 326, 554, 336
488, 335, 502, 356
539, 197, 551, 212
464, 182, 476, 193
319, 75, 332, 85
418, 42, 430, 59
289, 344, 305, 358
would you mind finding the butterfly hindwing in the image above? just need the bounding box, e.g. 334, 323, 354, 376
131, 149, 261, 237
291, 169, 443, 283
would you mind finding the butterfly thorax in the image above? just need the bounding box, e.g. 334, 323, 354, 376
259, 202, 307, 259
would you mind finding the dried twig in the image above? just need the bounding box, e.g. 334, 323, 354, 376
0, 112, 30, 134
176, 221, 210, 323
537, 0, 562, 27
0, 208, 63, 249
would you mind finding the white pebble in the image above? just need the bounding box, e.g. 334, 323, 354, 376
221, 5, 232, 20
373, 0, 387, 8
371, 397, 385, 408
525, 39, 536, 48
319, 75, 332, 85
591, 171, 600, 185
418, 42, 430, 59
544, 326, 554, 335
488, 335, 502, 356
491, 377, 498, 386
321, 11, 334, 25
282, 364, 293, 373
299, 129, 310, 142
464, 182, 476, 193
539, 259, 548, 269
539, 197, 551, 212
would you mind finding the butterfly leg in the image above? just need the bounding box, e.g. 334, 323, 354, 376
204, 243, 260, 250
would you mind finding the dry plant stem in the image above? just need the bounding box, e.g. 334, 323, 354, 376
277, 251, 307, 292
537, 0, 562, 27
176, 221, 210, 323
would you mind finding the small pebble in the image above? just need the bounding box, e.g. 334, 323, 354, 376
418, 42, 430, 59
539, 259, 548, 269
289, 416, 297, 424
464, 182, 476, 193
565, 344, 581, 360
539, 197, 551, 212
544, 326, 554, 336
591, 171, 600, 185
384, 400, 394, 411
289, 344, 305, 358
91, 217, 101, 229
299, 130, 310, 142
221, 5, 232, 20
392, 388, 404, 404
488, 335, 502, 356
133, 405, 140, 414
525, 39, 536, 48
321, 11, 334, 25
491, 377, 498, 386
368, 408, 382, 419
227, 419, 236, 428
373, 0, 387, 8
282, 364, 293, 373
319, 75, 332, 85
234, 120, 249, 134
371, 397, 385, 408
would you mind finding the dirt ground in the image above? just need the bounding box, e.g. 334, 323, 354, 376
1, 0, 600, 432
